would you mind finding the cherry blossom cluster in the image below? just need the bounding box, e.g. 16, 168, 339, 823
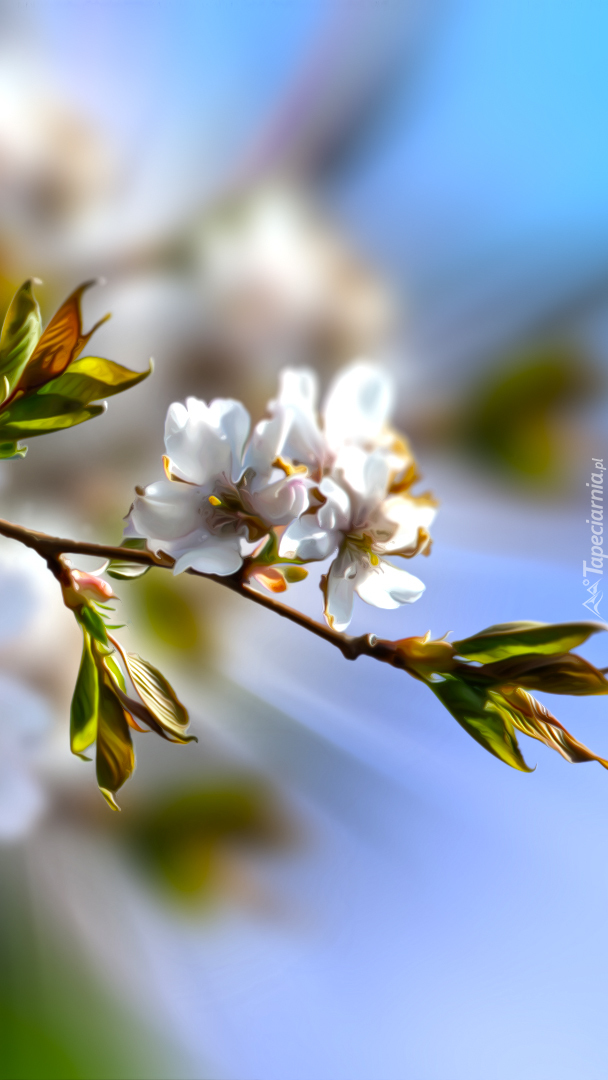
128, 362, 437, 631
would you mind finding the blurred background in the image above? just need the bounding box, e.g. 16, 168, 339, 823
1, 1, 608, 1077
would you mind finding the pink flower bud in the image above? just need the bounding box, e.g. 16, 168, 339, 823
71, 570, 116, 602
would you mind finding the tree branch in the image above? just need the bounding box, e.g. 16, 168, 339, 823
0, 515, 388, 663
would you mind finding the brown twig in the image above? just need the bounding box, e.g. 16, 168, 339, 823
0, 515, 393, 664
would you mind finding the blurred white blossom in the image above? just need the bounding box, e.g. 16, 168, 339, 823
271, 359, 406, 476
196, 186, 394, 369
0, 54, 113, 252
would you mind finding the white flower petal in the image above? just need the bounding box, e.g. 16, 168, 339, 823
165, 399, 233, 487
318, 476, 351, 532
207, 398, 250, 480
279, 516, 340, 562
377, 496, 436, 554
244, 414, 286, 481
334, 445, 390, 498
251, 475, 309, 525
271, 367, 327, 470
323, 360, 392, 450
278, 368, 318, 412
324, 546, 358, 631
173, 537, 243, 576
355, 558, 425, 610
332, 446, 390, 526
130, 480, 203, 543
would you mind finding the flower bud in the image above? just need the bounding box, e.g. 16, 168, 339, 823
70, 570, 116, 603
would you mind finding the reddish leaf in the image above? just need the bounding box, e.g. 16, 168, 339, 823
17, 280, 109, 392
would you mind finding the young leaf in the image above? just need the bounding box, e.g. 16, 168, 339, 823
498, 686, 608, 769
250, 562, 310, 592
96, 677, 135, 809
393, 633, 456, 680
453, 621, 606, 663
104, 654, 126, 692
122, 652, 192, 741
114, 685, 197, 744
118, 538, 149, 549
475, 652, 608, 696
0, 399, 105, 437
431, 674, 532, 771
0, 392, 91, 423
38, 356, 152, 406
0, 280, 42, 395
106, 560, 150, 581
0, 441, 26, 459
70, 631, 99, 754
78, 605, 108, 645
15, 280, 109, 393
105, 536, 151, 580
282, 565, 308, 584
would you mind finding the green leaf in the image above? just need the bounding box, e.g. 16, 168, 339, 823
0, 398, 105, 437
0, 441, 26, 459
106, 560, 150, 581
106, 537, 152, 580
77, 605, 108, 645
498, 686, 608, 769
474, 652, 608, 696
96, 677, 135, 809
114, 685, 196, 744
453, 621, 606, 663
122, 652, 195, 742
104, 654, 126, 692
70, 631, 99, 755
0, 280, 41, 396
0, 392, 87, 422
39, 356, 152, 405
431, 674, 532, 771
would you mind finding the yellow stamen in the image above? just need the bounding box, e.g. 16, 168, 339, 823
208, 495, 222, 506
273, 455, 308, 477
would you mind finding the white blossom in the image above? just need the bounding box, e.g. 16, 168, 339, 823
193, 186, 394, 371
130, 361, 435, 628
270, 359, 413, 483
279, 445, 435, 631
129, 396, 309, 575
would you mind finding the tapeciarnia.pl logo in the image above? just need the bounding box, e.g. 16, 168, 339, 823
582, 457, 605, 618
